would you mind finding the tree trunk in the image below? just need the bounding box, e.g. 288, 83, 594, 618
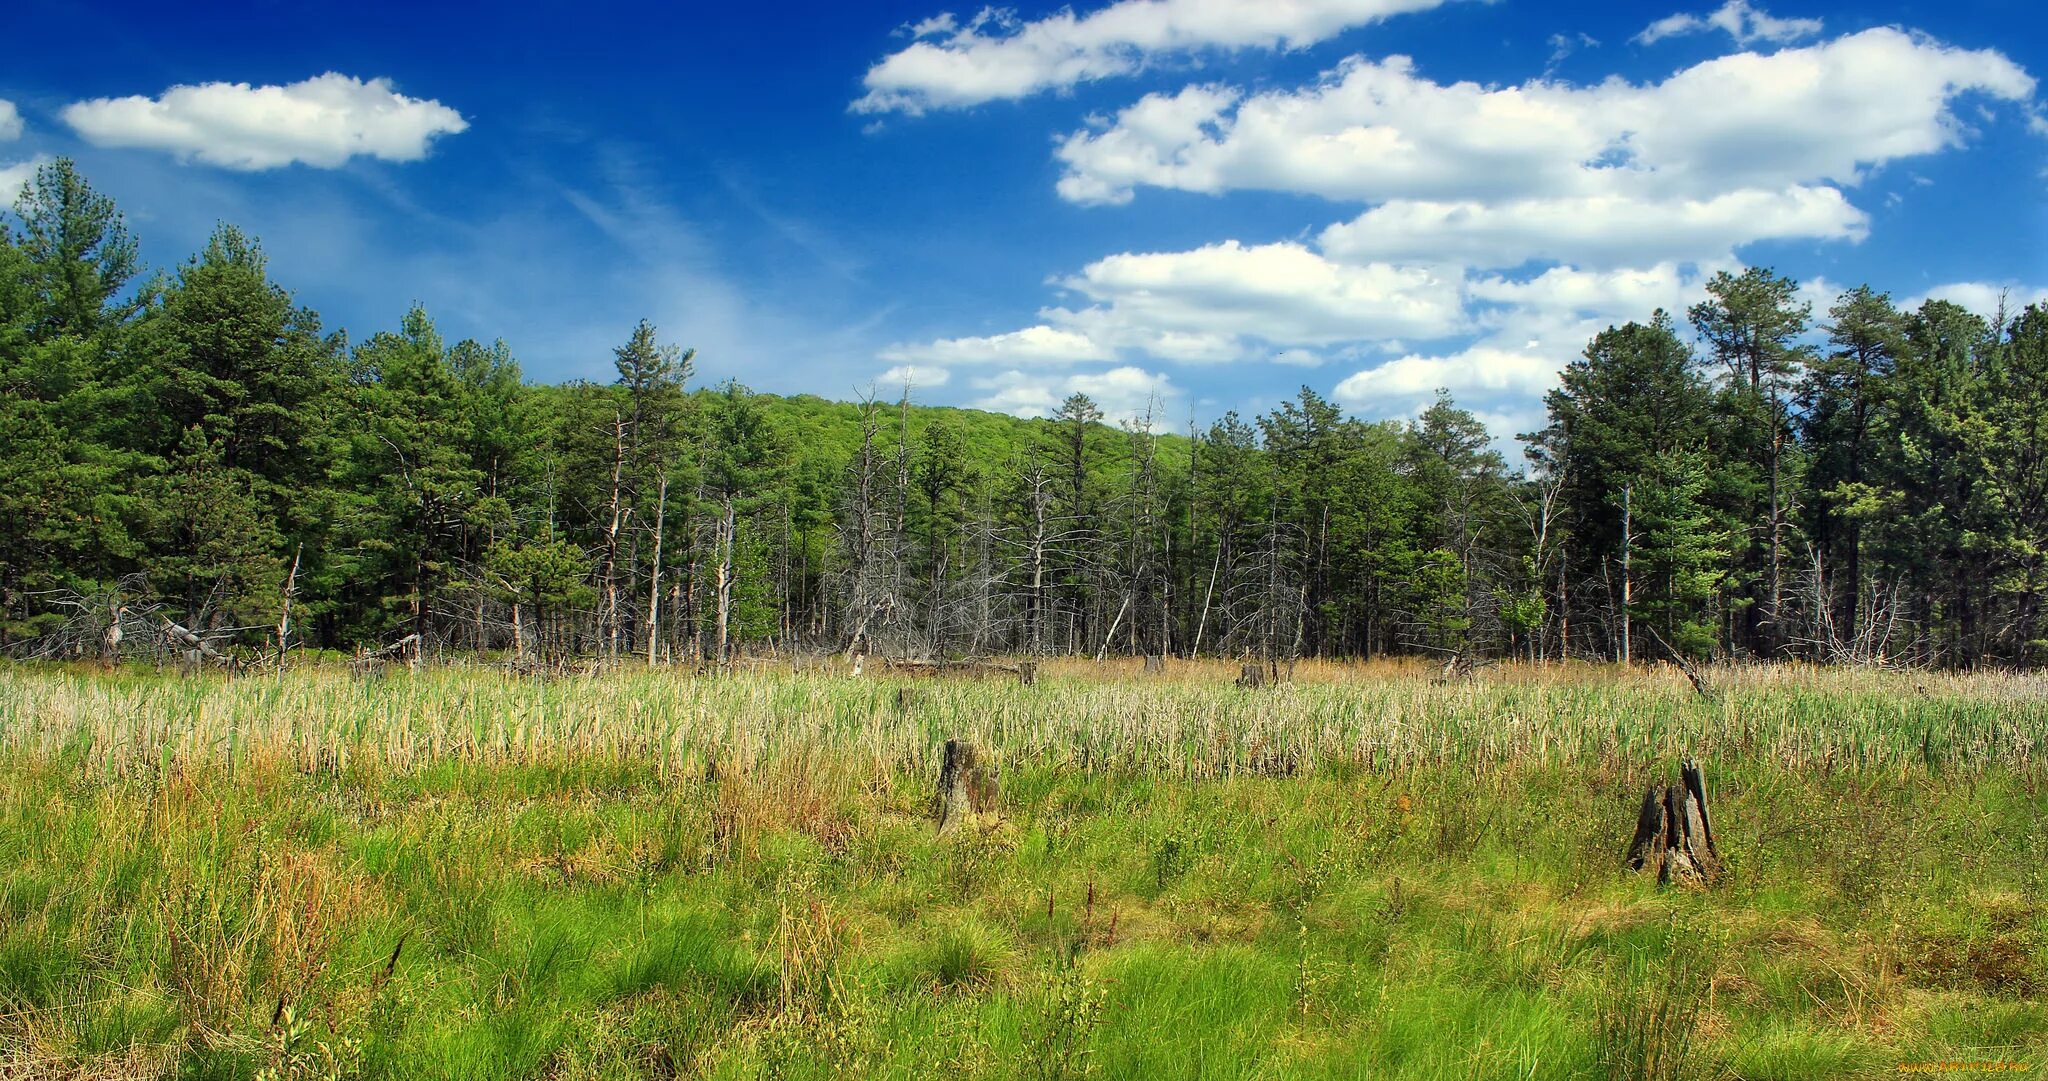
714, 495, 735, 667
1626, 759, 1723, 887
934, 738, 997, 833
647, 471, 669, 666
601, 410, 629, 660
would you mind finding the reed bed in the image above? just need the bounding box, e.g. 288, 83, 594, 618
0, 659, 2038, 780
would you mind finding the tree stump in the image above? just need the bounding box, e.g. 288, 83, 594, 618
1626, 758, 1722, 886
1143, 654, 1165, 673
1017, 661, 1037, 686
934, 739, 998, 833
1236, 663, 1267, 689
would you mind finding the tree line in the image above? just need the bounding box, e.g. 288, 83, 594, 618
4, 160, 2044, 668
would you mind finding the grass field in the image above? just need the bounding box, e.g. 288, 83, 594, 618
0, 659, 2041, 1079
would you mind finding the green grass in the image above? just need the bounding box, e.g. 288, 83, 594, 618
0, 660, 2041, 1078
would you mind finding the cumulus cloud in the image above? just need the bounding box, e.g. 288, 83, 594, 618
1909, 281, 2048, 316
878, 324, 1112, 366
879, 363, 953, 388
1318, 186, 1866, 269
62, 73, 467, 170
1056, 29, 2034, 212
1052, 240, 1466, 349
1334, 261, 1722, 437
884, 14, 2039, 439
1334, 346, 1557, 405
0, 100, 21, 141
0, 156, 49, 199
973, 365, 1179, 420
880, 239, 1465, 375
1637, 0, 1821, 47
854, 0, 1460, 114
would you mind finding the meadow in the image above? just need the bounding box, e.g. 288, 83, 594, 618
0, 658, 2041, 1079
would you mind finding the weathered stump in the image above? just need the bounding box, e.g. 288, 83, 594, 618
1143, 654, 1165, 673
1626, 758, 1722, 886
1236, 663, 1267, 689
1017, 661, 1037, 686
934, 739, 998, 833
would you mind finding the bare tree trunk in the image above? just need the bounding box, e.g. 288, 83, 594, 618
601, 410, 630, 661
511, 601, 526, 662
1095, 593, 1131, 663
646, 471, 669, 666
1767, 424, 1785, 658
1620, 481, 1633, 665
714, 495, 735, 667
275, 543, 301, 675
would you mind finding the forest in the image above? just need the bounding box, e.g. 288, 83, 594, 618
4, 157, 2046, 669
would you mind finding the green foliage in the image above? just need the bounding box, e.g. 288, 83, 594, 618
4, 157, 2046, 669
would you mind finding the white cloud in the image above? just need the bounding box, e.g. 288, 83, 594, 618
878, 238, 1465, 378
973, 365, 1179, 420
0, 101, 21, 141
1056, 29, 2034, 215
854, 0, 1460, 114
880, 363, 952, 387
884, 14, 2037, 439
1335, 345, 1557, 403
1910, 281, 2048, 316
1051, 239, 1466, 350
1637, 0, 1821, 47
1318, 186, 1865, 269
878, 324, 1112, 366
1333, 261, 1721, 435
62, 73, 467, 170
0, 155, 49, 200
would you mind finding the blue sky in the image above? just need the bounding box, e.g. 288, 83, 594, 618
2, 0, 2043, 442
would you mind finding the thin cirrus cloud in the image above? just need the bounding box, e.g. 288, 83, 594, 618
61, 73, 467, 170
853, 0, 1464, 115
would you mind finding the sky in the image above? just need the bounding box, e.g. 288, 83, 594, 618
2, 0, 2045, 446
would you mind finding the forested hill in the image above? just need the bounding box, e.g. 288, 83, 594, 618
6, 158, 2048, 668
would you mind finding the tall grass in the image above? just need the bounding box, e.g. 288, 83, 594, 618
0, 661, 2040, 1079
0, 659, 2037, 780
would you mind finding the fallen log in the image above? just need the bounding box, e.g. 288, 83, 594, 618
883, 658, 1034, 681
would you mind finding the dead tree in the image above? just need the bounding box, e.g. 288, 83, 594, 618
161, 618, 231, 669
1143, 654, 1165, 673
1626, 758, 1722, 887
1645, 624, 1712, 697
1236, 662, 1267, 689
274, 543, 302, 675
354, 633, 423, 674
934, 739, 998, 833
